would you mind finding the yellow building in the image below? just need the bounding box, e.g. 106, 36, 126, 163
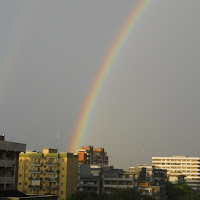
18, 148, 78, 200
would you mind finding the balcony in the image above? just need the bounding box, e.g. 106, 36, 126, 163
46, 162, 59, 166
31, 162, 42, 166
29, 170, 43, 174
29, 177, 42, 181
28, 185, 41, 190
45, 177, 58, 182
80, 184, 98, 188
45, 170, 59, 174
45, 186, 59, 190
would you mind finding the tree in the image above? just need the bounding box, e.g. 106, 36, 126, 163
68, 188, 154, 200
165, 182, 193, 200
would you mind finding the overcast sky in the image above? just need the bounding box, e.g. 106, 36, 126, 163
0, 0, 200, 169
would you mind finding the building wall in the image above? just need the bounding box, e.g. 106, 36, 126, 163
0, 136, 26, 190
152, 156, 200, 189
78, 165, 135, 194
77, 146, 108, 165
18, 149, 78, 200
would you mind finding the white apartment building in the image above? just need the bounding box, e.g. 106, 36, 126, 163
152, 156, 200, 189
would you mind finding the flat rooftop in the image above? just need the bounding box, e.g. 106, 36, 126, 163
0, 140, 26, 152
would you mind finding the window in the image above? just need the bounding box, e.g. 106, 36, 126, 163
62, 159, 64, 162
61, 191, 63, 194
20, 159, 22, 162
61, 175, 64, 179
25, 182, 27, 185
19, 182, 21, 185
25, 166, 28, 170
19, 174, 22, 177
61, 183, 64, 186
62, 167, 64, 170
26, 159, 28, 162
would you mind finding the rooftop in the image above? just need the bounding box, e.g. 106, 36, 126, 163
0, 135, 26, 152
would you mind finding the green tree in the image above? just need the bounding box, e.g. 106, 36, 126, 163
68, 188, 154, 200
165, 182, 193, 200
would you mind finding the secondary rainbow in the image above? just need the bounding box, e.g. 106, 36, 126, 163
69, 0, 150, 152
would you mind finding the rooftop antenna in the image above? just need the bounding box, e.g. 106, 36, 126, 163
56, 128, 59, 151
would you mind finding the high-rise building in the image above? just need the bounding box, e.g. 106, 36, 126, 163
18, 148, 78, 200
0, 134, 26, 190
152, 156, 200, 189
76, 146, 108, 165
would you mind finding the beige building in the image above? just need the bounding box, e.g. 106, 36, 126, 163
18, 148, 78, 200
152, 156, 200, 189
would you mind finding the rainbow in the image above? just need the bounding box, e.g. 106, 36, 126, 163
69, 0, 150, 152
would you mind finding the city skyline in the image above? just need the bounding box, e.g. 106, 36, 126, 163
0, 0, 200, 169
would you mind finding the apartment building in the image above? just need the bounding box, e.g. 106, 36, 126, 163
76, 146, 108, 165
0, 134, 26, 190
129, 165, 167, 200
78, 164, 135, 194
101, 167, 135, 193
18, 148, 78, 200
137, 164, 153, 182
152, 156, 200, 189
78, 164, 100, 193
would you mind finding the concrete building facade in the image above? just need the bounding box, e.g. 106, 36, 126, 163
18, 148, 78, 200
0, 134, 26, 190
152, 156, 200, 189
101, 167, 135, 193
78, 164, 135, 194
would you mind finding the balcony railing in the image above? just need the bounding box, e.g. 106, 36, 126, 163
46, 162, 59, 166
45, 186, 59, 190
28, 185, 41, 190
45, 170, 59, 174
29, 177, 42, 181
45, 177, 58, 182
31, 162, 42, 166
29, 170, 43, 174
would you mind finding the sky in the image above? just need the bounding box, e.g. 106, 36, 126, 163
0, 0, 200, 169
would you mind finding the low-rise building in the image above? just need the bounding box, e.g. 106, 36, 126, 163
138, 185, 166, 200
151, 167, 168, 186
101, 167, 135, 193
78, 165, 135, 194
0, 134, 26, 190
78, 164, 100, 194
129, 164, 167, 200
